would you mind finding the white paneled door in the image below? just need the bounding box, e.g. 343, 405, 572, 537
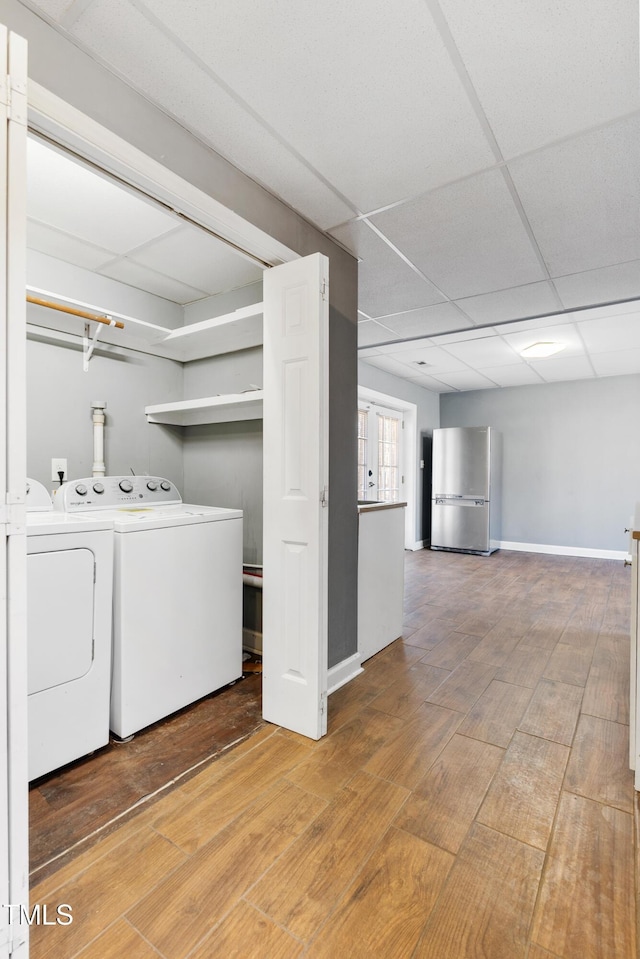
262, 253, 329, 740
0, 25, 29, 959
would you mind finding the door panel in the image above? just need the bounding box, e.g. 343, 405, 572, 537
262, 253, 329, 740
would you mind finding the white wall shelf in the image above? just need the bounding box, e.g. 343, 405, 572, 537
145, 391, 264, 426
160, 302, 263, 361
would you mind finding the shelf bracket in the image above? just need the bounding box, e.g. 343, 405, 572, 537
83, 321, 106, 371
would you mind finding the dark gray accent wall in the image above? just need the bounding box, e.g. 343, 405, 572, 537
329, 307, 358, 668
440, 374, 640, 552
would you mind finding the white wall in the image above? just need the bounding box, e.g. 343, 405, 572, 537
26, 254, 184, 490
440, 374, 640, 553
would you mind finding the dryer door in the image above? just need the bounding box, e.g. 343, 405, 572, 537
27, 548, 95, 694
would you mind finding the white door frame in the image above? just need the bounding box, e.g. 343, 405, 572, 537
1, 26, 29, 959
358, 386, 419, 550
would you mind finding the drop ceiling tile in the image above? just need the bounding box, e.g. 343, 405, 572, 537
509, 115, 640, 277
24, 0, 77, 21
554, 261, 640, 310
99, 259, 207, 304
71, 0, 353, 230
478, 364, 543, 388
27, 137, 178, 252
388, 345, 470, 374
405, 374, 454, 393
380, 303, 470, 338
444, 336, 521, 367
502, 322, 586, 356
27, 220, 115, 272
455, 281, 561, 325
430, 370, 499, 391
330, 220, 445, 316
381, 336, 435, 355
496, 313, 574, 334
527, 355, 595, 382
357, 320, 401, 347
130, 227, 262, 295
371, 168, 546, 299
579, 314, 640, 353
438, 0, 640, 157
434, 327, 497, 344
363, 354, 419, 378
142, 0, 497, 211
590, 348, 640, 377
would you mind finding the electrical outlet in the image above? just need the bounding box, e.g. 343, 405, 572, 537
51, 458, 68, 483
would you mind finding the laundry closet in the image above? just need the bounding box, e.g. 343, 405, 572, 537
24, 130, 280, 861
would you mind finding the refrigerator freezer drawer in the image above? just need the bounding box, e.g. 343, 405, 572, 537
432, 500, 490, 553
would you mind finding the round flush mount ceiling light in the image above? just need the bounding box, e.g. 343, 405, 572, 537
519, 341, 565, 359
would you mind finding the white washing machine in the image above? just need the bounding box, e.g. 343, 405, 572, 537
54, 475, 243, 739
26, 478, 114, 780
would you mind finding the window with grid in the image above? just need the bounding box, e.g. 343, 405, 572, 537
377, 413, 400, 503
357, 408, 368, 500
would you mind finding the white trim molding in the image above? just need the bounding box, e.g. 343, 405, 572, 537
499, 541, 627, 561
327, 653, 363, 694
357, 385, 417, 551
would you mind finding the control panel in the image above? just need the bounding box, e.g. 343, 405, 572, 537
53, 476, 182, 511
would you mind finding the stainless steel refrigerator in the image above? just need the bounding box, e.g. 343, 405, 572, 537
431, 426, 501, 555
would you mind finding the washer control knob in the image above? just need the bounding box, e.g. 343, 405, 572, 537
93, 482, 105, 494
160, 481, 171, 492
75, 484, 88, 496
119, 479, 134, 493
146, 480, 158, 491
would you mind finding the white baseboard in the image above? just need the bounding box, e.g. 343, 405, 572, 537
499, 541, 627, 561
407, 540, 425, 551
328, 653, 363, 694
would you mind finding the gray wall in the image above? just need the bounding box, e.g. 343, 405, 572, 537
182, 346, 264, 564
358, 361, 440, 545
8, 0, 359, 667
440, 374, 640, 552
27, 334, 184, 489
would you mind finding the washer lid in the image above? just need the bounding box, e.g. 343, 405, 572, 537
77, 503, 242, 532
26, 512, 114, 535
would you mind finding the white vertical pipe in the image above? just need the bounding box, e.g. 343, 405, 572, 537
91, 400, 106, 477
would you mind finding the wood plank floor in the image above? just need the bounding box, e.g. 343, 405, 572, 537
29, 548, 637, 958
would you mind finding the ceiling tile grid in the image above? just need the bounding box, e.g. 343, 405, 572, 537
507, 114, 640, 278
137, 0, 498, 212
435, 0, 640, 158
370, 167, 548, 299
68, 0, 355, 230
329, 219, 445, 316
553, 261, 640, 311
18, 0, 640, 393
454, 281, 562, 326
378, 302, 474, 339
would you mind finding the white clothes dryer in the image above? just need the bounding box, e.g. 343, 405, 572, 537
26, 479, 114, 780
54, 476, 243, 739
